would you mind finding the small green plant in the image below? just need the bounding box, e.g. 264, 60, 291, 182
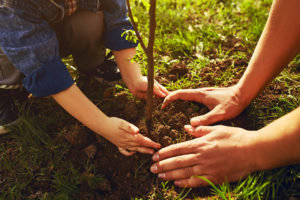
51, 172, 80, 199
153, 181, 192, 200
161, 181, 170, 193
75, 163, 105, 190
191, 102, 200, 112
134, 157, 151, 178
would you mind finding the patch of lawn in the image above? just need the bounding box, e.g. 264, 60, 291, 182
1, 0, 300, 199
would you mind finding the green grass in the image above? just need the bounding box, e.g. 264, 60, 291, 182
1, 0, 300, 199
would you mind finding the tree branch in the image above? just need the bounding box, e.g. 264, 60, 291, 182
126, 0, 148, 55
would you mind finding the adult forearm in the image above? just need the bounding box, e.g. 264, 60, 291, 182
250, 106, 300, 170
52, 84, 109, 135
238, 0, 300, 102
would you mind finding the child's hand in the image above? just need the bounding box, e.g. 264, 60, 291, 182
112, 48, 169, 99
101, 117, 161, 156
130, 76, 169, 99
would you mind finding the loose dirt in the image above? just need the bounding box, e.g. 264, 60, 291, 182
1, 37, 299, 199
57, 62, 257, 199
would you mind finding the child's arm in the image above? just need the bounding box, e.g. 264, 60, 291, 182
52, 84, 161, 156
113, 47, 169, 99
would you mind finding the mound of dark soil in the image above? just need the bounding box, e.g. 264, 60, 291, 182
59, 88, 253, 199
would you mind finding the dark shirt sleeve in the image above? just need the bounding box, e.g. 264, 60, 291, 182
101, 0, 139, 51
0, 7, 74, 97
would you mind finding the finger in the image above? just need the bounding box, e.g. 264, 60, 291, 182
128, 134, 161, 149
161, 89, 204, 109
151, 153, 200, 174
119, 120, 139, 134
174, 175, 214, 188
154, 80, 170, 96
137, 134, 161, 149
152, 139, 198, 162
190, 106, 225, 126
153, 81, 167, 98
128, 146, 156, 154
184, 125, 215, 137
119, 148, 135, 156
156, 165, 203, 181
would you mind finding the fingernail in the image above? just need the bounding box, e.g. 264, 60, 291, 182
149, 150, 154, 154
151, 165, 157, 173
190, 118, 200, 126
158, 173, 165, 178
153, 154, 159, 161
184, 125, 194, 131
156, 143, 161, 148
174, 180, 181, 187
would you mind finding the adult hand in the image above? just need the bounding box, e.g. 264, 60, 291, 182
150, 125, 259, 187
162, 85, 251, 126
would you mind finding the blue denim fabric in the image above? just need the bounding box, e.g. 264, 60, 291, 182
0, 0, 138, 97
23, 57, 74, 97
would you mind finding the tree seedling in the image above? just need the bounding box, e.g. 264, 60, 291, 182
126, 0, 157, 121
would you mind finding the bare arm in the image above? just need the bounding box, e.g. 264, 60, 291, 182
113, 48, 169, 99
238, 0, 300, 102
113, 48, 143, 92
52, 84, 160, 156
52, 84, 108, 134
162, 0, 300, 126
253, 106, 300, 170
52, 48, 169, 155
150, 0, 300, 187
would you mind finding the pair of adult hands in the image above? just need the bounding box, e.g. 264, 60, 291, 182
150, 85, 257, 188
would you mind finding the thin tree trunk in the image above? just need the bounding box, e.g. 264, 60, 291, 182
126, 0, 156, 122
146, 0, 156, 121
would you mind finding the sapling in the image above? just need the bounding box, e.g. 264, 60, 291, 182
125, 0, 157, 121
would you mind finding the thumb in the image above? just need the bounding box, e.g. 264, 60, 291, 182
119, 120, 139, 134
119, 148, 136, 156
155, 80, 169, 96
161, 89, 201, 109
184, 125, 215, 137
153, 81, 167, 98
190, 107, 224, 126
